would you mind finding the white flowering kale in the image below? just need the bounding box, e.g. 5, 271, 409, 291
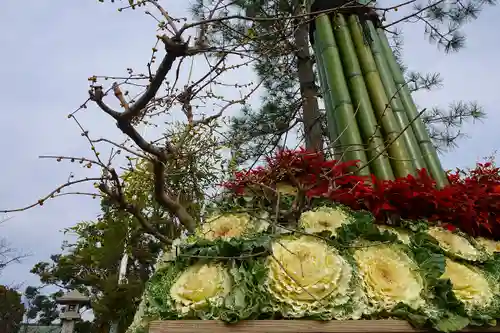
354, 244, 425, 312
299, 206, 354, 236
427, 227, 489, 262
265, 236, 366, 319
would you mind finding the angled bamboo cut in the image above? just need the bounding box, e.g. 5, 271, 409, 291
309, 0, 448, 186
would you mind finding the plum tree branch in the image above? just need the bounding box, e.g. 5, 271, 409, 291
152, 160, 197, 232
120, 37, 187, 122
382, 0, 447, 29
97, 181, 173, 244
0, 177, 105, 213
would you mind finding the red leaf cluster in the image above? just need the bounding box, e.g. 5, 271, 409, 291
224, 149, 500, 240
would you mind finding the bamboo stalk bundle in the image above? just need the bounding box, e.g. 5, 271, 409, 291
309, 0, 448, 185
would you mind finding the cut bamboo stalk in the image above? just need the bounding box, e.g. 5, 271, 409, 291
314, 38, 342, 160
333, 14, 394, 180
367, 22, 426, 171
314, 14, 370, 176
377, 29, 449, 188
347, 15, 415, 178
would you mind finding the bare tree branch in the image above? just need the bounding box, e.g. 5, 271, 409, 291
152, 160, 196, 232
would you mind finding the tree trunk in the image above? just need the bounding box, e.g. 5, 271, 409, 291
294, 4, 324, 152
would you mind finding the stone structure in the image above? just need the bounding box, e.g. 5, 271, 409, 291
56, 290, 90, 333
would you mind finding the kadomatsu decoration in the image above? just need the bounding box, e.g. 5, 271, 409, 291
126, 0, 500, 330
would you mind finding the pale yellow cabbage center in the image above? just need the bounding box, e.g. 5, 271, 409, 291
442, 258, 492, 310
170, 263, 231, 313
200, 213, 252, 241
428, 227, 481, 260
267, 236, 352, 304
299, 207, 350, 235
354, 245, 424, 309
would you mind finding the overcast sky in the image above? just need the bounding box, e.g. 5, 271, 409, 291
0, 0, 499, 290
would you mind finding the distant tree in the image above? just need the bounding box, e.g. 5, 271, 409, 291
0, 217, 26, 276
31, 204, 155, 333
0, 285, 24, 333
24, 286, 62, 326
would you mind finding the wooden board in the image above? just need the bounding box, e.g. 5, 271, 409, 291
149, 320, 500, 333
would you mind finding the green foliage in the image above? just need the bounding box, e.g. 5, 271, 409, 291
31, 199, 160, 332
411, 0, 496, 53
421, 102, 486, 152
0, 285, 24, 333
333, 209, 398, 246
122, 123, 226, 219
24, 286, 62, 325
177, 234, 273, 265
410, 232, 445, 282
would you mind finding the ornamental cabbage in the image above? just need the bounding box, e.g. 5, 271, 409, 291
427, 227, 483, 261
476, 237, 500, 255
265, 236, 364, 319
199, 213, 267, 241
354, 244, 424, 311
299, 206, 352, 235
377, 225, 411, 245
441, 258, 492, 312
170, 263, 231, 314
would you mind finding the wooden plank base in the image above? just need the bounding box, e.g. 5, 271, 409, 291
149, 320, 500, 333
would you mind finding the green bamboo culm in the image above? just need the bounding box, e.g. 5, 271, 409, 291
347, 15, 415, 178
314, 14, 371, 176
366, 21, 427, 171
315, 41, 343, 160
377, 29, 449, 188
332, 14, 394, 180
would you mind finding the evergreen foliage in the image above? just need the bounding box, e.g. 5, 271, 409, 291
0, 285, 24, 333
